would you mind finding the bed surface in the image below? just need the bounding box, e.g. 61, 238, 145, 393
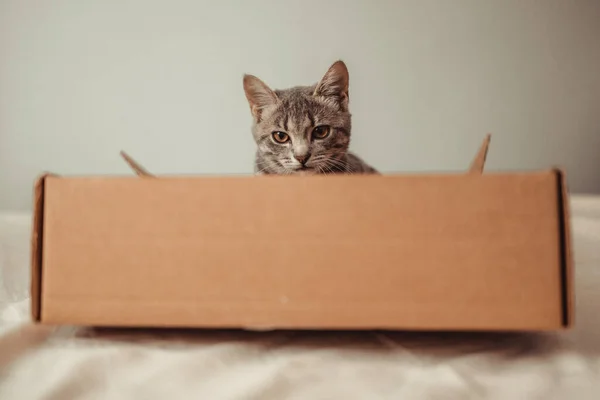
1, 196, 599, 399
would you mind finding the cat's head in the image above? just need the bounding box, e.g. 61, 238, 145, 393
243, 61, 352, 174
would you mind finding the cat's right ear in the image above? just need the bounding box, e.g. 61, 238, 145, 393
243, 75, 278, 121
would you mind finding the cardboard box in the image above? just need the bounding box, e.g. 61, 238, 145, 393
30, 136, 574, 331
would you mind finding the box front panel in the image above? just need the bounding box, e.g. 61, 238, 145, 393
41, 173, 563, 330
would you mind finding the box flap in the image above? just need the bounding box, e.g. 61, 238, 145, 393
120, 151, 154, 177
468, 134, 491, 174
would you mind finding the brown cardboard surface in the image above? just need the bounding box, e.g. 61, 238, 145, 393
32, 171, 571, 330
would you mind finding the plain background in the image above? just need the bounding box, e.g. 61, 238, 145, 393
1, 0, 599, 210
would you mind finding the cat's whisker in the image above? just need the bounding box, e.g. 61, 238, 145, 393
256, 160, 278, 173
255, 165, 272, 174
315, 163, 328, 174
320, 162, 340, 175
323, 156, 356, 174
334, 159, 357, 174
323, 156, 345, 165
256, 158, 285, 175
321, 159, 341, 174
323, 164, 336, 174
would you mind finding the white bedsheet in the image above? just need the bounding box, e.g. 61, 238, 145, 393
1, 196, 599, 399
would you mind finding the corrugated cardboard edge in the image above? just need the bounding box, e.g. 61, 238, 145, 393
30, 173, 57, 322
555, 168, 574, 328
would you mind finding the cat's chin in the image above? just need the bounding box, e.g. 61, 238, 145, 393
292, 168, 318, 176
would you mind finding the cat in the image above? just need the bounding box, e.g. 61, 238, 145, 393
243, 60, 378, 175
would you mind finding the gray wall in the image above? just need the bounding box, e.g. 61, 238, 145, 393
1, 0, 599, 210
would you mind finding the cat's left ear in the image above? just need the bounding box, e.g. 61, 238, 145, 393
314, 60, 349, 107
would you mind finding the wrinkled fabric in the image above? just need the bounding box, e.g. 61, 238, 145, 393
1, 197, 599, 399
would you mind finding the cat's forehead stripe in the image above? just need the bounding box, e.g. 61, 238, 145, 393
273, 113, 282, 130
307, 111, 315, 127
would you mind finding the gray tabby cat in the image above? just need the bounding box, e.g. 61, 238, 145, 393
243, 61, 377, 175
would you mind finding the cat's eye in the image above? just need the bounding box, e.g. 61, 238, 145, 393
272, 131, 290, 143
312, 125, 330, 139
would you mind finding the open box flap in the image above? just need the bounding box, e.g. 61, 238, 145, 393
119, 151, 155, 177
468, 134, 491, 174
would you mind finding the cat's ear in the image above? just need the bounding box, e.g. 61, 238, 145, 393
314, 60, 349, 106
243, 74, 279, 121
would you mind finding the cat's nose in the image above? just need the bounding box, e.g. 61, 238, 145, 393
294, 153, 311, 165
